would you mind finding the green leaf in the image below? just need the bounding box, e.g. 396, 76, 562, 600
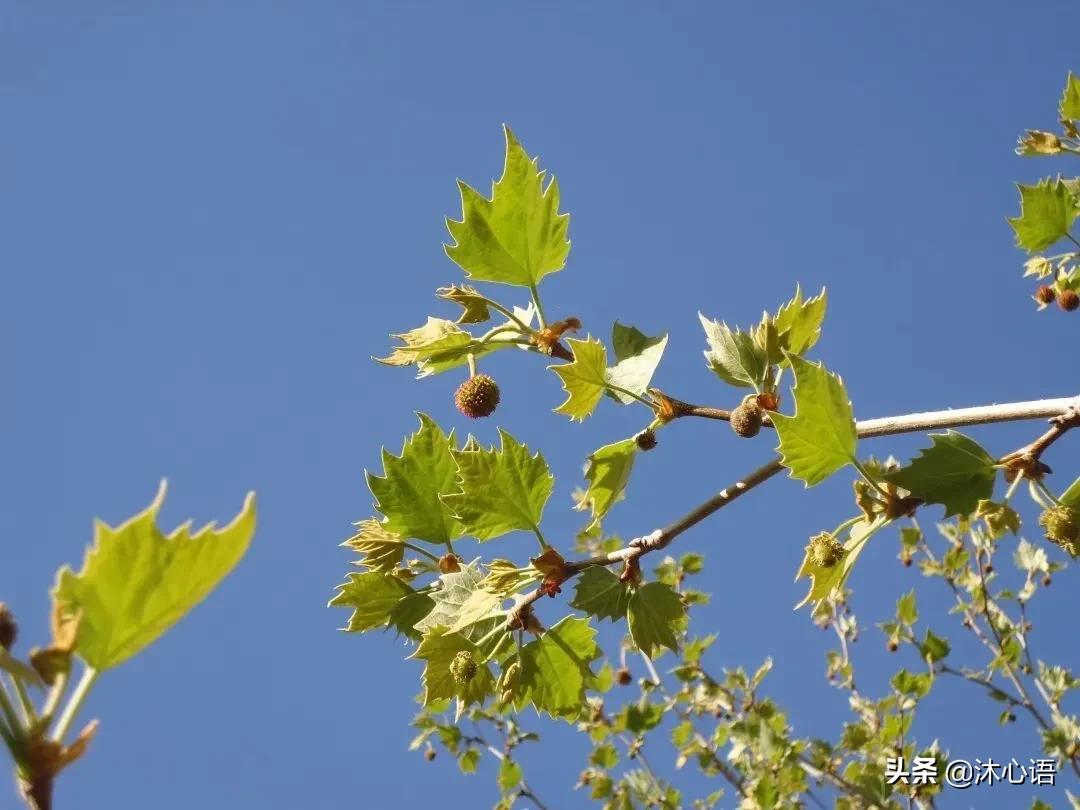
498, 758, 523, 792
445, 126, 570, 288
605, 323, 668, 404
329, 571, 413, 632
550, 337, 609, 421
388, 591, 436, 640
919, 629, 950, 663
459, 748, 481, 774
628, 582, 684, 658
896, 590, 917, 625
883, 431, 996, 518
699, 314, 767, 389
54, 482, 256, 670
773, 285, 827, 360
367, 414, 463, 545
1059, 474, 1080, 509
516, 616, 601, 719
625, 703, 664, 734
444, 430, 552, 541
437, 285, 491, 324
772, 355, 857, 486
411, 628, 494, 708
375, 317, 514, 378
343, 519, 406, 573
1061, 72, 1080, 120
795, 519, 881, 610
570, 566, 632, 622
1008, 178, 1079, 253
577, 439, 637, 533
415, 563, 504, 637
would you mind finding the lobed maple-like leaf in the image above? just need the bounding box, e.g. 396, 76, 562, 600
343, 519, 406, 573
884, 432, 997, 517
627, 582, 684, 658
54, 482, 256, 670
445, 126, 570, 288
772, 355, 857, 486
605, 323, 668, 404
414, 563, 503, 637
514, 616, 601, 719
570, 566, 632, 622
1008, 178, 1079, 253
411, 628, 495, 708
376, 316, 516, 377
367, 414, 463, 545
444, 430, 553, 542
773, 285, 827, 362
577, 439, 637, 534
699, 314, 768, 389
329, 571, 413, 633
550, 337, 608, 421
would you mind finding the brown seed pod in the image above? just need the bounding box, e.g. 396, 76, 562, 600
0, 604, 16, 651
1034, 285, 1056, 306
1058, 289, 1080, 312
635, 429, 658, 451
454, 374, 500, 418
730, 400, 763, 438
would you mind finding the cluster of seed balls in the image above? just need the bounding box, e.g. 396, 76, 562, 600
1035, 285, 1080, 312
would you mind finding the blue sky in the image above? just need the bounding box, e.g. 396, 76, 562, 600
2, 2, 1079, 808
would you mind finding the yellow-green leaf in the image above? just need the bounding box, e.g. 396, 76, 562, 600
550, 337, 608, 421
883, 432, 997, 518
329, 571, 413, 633
411, 628, 494, 708
605, 323, 668, 404
1008, 178, 1080, 253
577, 439, 637, 534
343, 519, 406, 573
772, 355, 857, 486
444, 430, 553, 541
367, 414, 463, 545
444, 126, 570, 288
773, 285, 827, 361
699, 313, 768, 389
1061, 72, 1080, 120
53, 482, 256, 671
515, 616, 600, 719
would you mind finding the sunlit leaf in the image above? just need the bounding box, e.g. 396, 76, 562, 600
330, 571, 413, 633
570, 566, 632, 622
412, 628, 494, 708
699, 314, 767, 389
605, 324, 668, 404
516, 616, 601, 719
884, 432, 996, 518
550, 337, 608, 421
1008, 178, 1079, 253
577, 439, 637, 534
795, 519, 881, 610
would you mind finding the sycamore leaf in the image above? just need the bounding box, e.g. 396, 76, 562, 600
516, 616, 601, 719
628, 582, 684, 658
437, 285, 491, 324
415, 564, 504, 637
412, 628, 494, 708
795, 519, 882, 610
884, 432, 997, 517
699, 314, 768, 389
773, 286, 827, 361
605, 324, 668, 404
1061, 72, 1080, 120
772, 355, 857, 486
571, 566, 631, 622
375, 316, 513, 377
1059, 475, 1080, 509
550, 337, 608, 421
577, 439, 637, 534
329, 571, 413, 632
444, 430, 553, 541
498, 758, 524, 792
53, 482, 256, 670
1008, 178, 1079, 253
367, 414, 463, 545
444, 126, 570, 288
388, 592, 436, 640
343, 519, 405, 573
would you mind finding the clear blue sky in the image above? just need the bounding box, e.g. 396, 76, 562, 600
2, 2, 1078, 808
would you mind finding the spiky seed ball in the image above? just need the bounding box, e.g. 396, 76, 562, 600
454, 374, 500, 419
450, 650, 478, 685
635, 429, 658, 451
424, 748, 437, 762
1059, 289, 1080, 312
1035, 285, 1056, 306
807, 532, 845, 568
0, 604, 16, 651
730, 400, 763, 438
615, 667, 633, 686
1038, 505, 1080, 556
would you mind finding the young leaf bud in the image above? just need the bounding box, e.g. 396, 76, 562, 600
454, 374, 500, 418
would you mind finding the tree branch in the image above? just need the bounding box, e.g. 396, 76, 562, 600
510, 394, 1080, 623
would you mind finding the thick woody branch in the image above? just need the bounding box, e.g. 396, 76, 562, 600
510, 394, 1080, 622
